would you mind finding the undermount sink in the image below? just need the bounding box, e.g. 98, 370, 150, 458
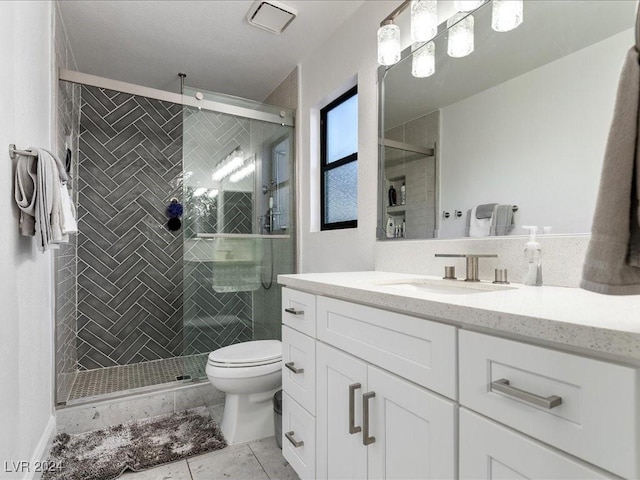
374, 278, 516, 295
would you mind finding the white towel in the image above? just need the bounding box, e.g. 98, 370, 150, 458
60, 183, 78, 234
468, 206, 492, 237
14, 149, 69, 250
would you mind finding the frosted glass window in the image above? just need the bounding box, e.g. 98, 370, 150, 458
321, 86, 358, 230
326, 94, 358, 163
324, 162, 358, 224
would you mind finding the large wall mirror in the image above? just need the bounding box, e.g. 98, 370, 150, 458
378, 0, 636, 240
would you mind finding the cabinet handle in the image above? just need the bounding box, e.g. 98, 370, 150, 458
362, 391, 376, 446
349, 383, 362, 435
285, 362, 304, 374
285, 307, 304, 315
285, 430, 304, 448
491, 378, 562, 409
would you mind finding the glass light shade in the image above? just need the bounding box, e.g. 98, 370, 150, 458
377, 23, 401, 66
447, 13, 474, 58
492, 0, 523, 32
453, 0, 483, 12
412, 41, 435, 78
411, 0, 438, 43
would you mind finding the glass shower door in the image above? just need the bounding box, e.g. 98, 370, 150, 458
181, 91, 295, 380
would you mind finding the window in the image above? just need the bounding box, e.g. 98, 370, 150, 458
320, 86, 358, 230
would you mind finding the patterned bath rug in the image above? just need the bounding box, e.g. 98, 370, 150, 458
43, 407, 227, 480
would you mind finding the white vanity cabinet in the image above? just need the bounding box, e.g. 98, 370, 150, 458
282, 288, 457, 480
281, 285, 639, 480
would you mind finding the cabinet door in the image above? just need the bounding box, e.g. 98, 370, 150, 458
282, 392, 316, 480
459, 409, 614, 479
367, 366, 456, 480
316, 343, 368, 480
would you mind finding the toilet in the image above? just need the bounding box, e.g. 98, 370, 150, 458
206, 340, 282, 445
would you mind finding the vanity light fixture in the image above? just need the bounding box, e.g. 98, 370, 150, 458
447, 12, 474, 58
492, 0, 523, 32
378, 0, 522, 69
212, 147, 245, 181
193, 188, 208, 197
378, 20, 402, 66
412, 41, 436, 77
207, 189, 219, 199
411, 0, 438, 43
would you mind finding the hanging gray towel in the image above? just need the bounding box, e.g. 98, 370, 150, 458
476, 203, 497, 219
490, 205, 515, 236
581, 47, 640, 295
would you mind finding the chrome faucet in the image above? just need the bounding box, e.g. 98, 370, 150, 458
434, 254, 498, 282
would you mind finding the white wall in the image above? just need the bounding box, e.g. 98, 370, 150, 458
297, 1, 398, 273
438, 29, 633, 238
0, 2, 56, 477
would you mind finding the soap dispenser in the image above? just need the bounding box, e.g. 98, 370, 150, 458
522, 225, 542, 286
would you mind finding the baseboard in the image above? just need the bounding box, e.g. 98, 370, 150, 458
25, 415, 56, 480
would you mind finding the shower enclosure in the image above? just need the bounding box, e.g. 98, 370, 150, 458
54, 78, 295, 405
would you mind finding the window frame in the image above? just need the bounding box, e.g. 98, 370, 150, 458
320, 85, 358, 231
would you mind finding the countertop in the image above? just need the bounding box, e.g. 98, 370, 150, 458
278, 271, 640, 364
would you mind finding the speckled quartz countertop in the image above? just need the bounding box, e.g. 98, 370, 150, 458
278, 271, 640, 365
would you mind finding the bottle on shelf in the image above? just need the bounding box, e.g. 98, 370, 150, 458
400, 182, 406, 205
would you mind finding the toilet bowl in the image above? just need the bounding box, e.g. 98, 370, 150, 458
206, 340, 282, 445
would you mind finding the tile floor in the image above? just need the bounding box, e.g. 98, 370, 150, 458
68, 354, 208, 401
120, 436, 299, 480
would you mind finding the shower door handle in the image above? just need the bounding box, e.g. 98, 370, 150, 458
285, 362, 304, 374
285, 307, 304, 315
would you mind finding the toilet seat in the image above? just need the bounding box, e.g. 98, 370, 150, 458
208, 340, 281, 368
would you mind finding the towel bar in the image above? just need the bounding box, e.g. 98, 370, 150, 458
9, 144, 37, 160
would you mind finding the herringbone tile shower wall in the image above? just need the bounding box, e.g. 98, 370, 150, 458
77, 86, 184, 370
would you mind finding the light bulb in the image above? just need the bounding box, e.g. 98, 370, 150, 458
492, 0, 523, 32
377, 22, 401, 66
453, 0, 483, 12
411, 0, 438, 43
447, 13, 474, 58
412, 41, 435, 78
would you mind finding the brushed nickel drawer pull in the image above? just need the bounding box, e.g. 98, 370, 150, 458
285, 362, 304, 374
285, 307, 304, 315
349, 383, 362, 435
285, 430, 304, 448
491, 378, 562, 409
362, 391, 376, 446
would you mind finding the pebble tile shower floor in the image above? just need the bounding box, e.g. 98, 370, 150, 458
68, 353, 208, 401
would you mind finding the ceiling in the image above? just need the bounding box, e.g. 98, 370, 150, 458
57, 0, 366, 102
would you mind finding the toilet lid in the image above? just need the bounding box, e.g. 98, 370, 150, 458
208, 340, 281, 366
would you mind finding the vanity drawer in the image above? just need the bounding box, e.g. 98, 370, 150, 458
282, 288, 316, 337
282, 392, 316, 480
459, 330, 639, 479
460, 409, 614, 479
282, 325, 316, 415
316, 295, 457, 399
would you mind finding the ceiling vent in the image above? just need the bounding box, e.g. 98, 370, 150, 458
246, 1, 297, 34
